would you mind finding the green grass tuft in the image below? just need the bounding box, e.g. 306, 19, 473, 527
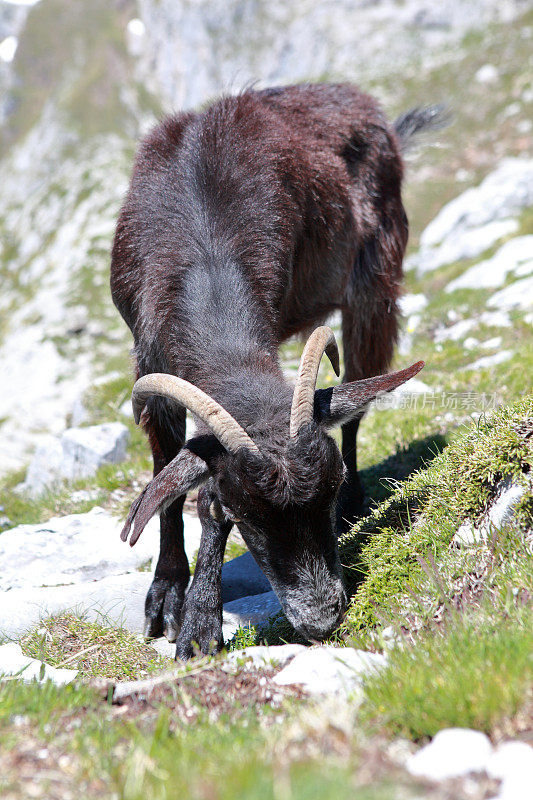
21, 612, 171, 681
361, 605, 533, 740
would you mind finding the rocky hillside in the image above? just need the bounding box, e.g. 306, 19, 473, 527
1, 4, 532, 799
1, 0, 532, 477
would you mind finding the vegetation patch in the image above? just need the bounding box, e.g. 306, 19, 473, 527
20, 612, 171, 681
264, 395, 532, 646
361, 604, 533, 741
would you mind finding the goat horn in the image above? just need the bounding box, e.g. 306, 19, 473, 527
132, 374, 260, 455
290, 326, 340, 438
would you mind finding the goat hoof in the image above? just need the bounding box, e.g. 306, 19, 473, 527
163, 624, 178, 643
143, 617, 156, 639
144, 576, 185, 641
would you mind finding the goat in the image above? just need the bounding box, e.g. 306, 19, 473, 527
110, 83, 436, 659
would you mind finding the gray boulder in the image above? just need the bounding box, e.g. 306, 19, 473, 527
221, 550, 272, 602
408, 158, 533, 275
0, 507, 158, 592
21, 422, 129, 496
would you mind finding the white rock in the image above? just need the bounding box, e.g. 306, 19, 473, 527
407, 728, 493, 780
0, 572, 155, 642
0, 507, 202, 595
462, 350, 512, 371
399, 293, 428, 317
420, 160, 533, 250
272, 646, 386, 695
0, 507, 157, 592
226, 644, 305, 668
21, 423, 130, 496
454, 520, 479, 546
119, 400, 132, 418
61, 423, 129, 478
0, 643, 77, 686
415, 219, 518, 275
434, 318, 476, 343
409, 158, 533, 276
446, 236, 533, 292
487, 741, 533, 800
488, 275, 533, 311
487, 741, 533, 779
479, 310, 511, 328
453, 480, 526, 547
487, 480, 526, 529
475, 64, 499, 84
481, 336, 502, 349
464, 337, 480, 350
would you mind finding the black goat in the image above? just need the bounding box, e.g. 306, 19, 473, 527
111, 83, 434, 659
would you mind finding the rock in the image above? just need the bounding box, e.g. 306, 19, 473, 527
0, 507, 203, 594
61, 423, 129, 478
406, 728, 493, 780
0, 573, 152, 641
488, 480, 527, 530
137, 0, 525, 113
221, 551, 271, 602
0, 507, 158, 592
446, 236, 533, 293
222, 590, 282, 642
462, 350, 512, 371
399, 293, 428, 317
119, 399, 132, 418
453, 479, 526, 546
409, 158, 533, 275
475, 64, 499, 84
0, 533, 277, 648
0, 643, 77, 686
434, 318, 476, 343
487, 741, 533, 800
479, 310, 511, 328
272, 646, 386, 695
487, 275, 533, 311
421, 159, 533, 249
480, 336, 502, 350
412, 219, 518, 275
226, 644, 305, 668
20, 423, 130, 496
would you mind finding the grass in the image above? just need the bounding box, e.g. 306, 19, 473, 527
0, 675, 415, 800
264, 395, 533, 646
20, 612, 172, 681
361, 604, 533, 740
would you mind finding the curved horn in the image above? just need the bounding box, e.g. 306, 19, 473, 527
290, 326, 340, 438
132, 374, 259, 455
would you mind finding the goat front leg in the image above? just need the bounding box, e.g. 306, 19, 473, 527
175, 485, 232, 661
143, 399, 189, 642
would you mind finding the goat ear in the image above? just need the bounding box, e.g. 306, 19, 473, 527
120, 446, 208, 547
314, 361, 425, 429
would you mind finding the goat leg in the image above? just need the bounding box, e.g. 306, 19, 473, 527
175, 485, 232, 660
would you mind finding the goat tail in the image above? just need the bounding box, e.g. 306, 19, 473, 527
393, 104, 451, 152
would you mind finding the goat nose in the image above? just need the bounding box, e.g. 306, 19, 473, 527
297, 605, 345, 642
